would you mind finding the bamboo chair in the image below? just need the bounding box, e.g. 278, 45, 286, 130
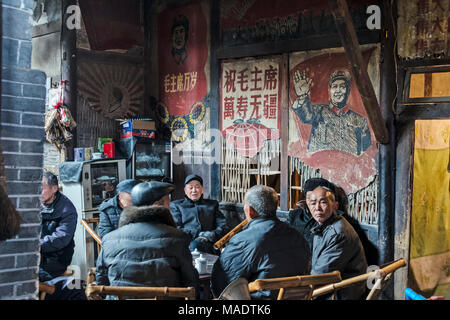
85, 268, 196, 300
80, 218, 102, 252
248, 271, 342, 300
312, 258, 407, 300
39, 282, 55, 300
38, 267, 75, 300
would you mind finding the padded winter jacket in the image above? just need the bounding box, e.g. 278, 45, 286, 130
95, 205, 200, 293
170, 196, 228, 242
40, 192, 77, 281
98, 195, 122, 239
210, 216, 311, 299
310, 212, 368, 300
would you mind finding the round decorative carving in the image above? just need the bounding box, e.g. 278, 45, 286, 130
77, 62, 144, 119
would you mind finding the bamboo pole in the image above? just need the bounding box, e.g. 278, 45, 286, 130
312, 258, 406, 298
80, 219, 102, 247
248, 271, 341, 292
214, 219, 248, 250
86, 285, 196, 300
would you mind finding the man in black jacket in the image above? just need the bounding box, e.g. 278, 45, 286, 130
39, 171, 85, 300
210, 185, 311, 299
170, 174, 228, 254
96, 181, 200, 297
98, 179, 139, 238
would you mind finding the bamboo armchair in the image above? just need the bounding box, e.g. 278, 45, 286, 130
39, 282, 55, 300
38, 268, 75, 300
85, 268, 196, 300
80, 218, 102, 252
312, 258, 407, 300
248, 271, 342, 300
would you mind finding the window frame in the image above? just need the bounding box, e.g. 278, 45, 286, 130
402, 65, 450, 104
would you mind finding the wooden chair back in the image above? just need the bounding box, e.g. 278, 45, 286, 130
85, 268, 196, 300
38, 267, 75, 300
80, 218, 102, 252
311, 258, 407, 300
248, 271, 342, 300
39, 282, 55, 300
366, 258, 407, 300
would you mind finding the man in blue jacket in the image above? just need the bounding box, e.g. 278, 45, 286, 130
170, 174, 229, 254
98, 179, 140, 238
210, 185, 311, 299
39, 171, 85, 300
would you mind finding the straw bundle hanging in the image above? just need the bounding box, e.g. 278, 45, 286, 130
0, 145, 22, 241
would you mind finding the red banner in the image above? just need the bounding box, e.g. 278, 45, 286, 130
158, 1, 208, 117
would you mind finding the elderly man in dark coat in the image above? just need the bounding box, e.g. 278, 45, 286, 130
98, 179, 139, 238
40, 171, 86, 300
170, 174, 229, 254
95, 181, 199, 296
210, 185, 311, 299
40, 171, 78, 281
307, 186, 368, 300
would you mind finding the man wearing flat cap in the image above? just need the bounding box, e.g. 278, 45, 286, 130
170, 174, 229, 254
98, 179, 140, 238
288, 178, 337, 249
288, 178, 367, 300
96, 181, 200, 295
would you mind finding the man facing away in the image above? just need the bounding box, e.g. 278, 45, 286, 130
307, 186, 368, 300
170, 174, 229, 254
98, 179, 140, 238
210, 185, 311, 299
96, 181, 199, 296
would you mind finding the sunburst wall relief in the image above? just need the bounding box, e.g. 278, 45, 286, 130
77, 61, 144, 119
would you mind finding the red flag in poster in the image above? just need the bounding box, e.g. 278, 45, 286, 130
158, 1, 208, 117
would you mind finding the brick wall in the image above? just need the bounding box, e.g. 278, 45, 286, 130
0, 0, 46, 300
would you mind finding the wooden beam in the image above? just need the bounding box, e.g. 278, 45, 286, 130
61, 0, 78, 160
328, 0, 389, 144
280, 54, 289, 211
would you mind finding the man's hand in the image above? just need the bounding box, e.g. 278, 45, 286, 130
198, 231, 215, 242
293, 69, 312, 100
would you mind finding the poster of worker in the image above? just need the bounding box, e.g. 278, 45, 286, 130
157, 1, 209, 144
288, 46, 379, 194
220, 56, 281, 158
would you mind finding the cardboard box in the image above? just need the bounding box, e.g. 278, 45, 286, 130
120, 120, 156, 139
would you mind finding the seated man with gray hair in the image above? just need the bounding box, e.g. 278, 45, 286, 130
210, 185, 311, 299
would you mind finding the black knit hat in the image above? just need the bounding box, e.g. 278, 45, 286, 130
131, 181, 175, 206
304, 178, 335, 194
184, 174, 203, 186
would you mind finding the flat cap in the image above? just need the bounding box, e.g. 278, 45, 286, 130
304, 178, 336, 194
184, 174, 203, 186
131, 181, 175, 206
116, 179, 140, 194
